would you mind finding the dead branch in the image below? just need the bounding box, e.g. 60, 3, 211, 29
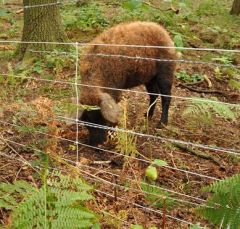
184, 79, 205, 86
143, 1, 180, 14
203, 74, 213, 88
173, 142, 225, 169
178, 83, 226, 95
0, 45, 14, 51
16, 9, 23, 14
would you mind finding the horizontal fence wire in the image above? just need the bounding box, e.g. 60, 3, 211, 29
0, 150, 130, 227
0, 155, 196, 227
78, 43, 240, 53
66, 159, 206, 207
74, 162, 206, 205
0, 40, 76, 46
0, 136, 208, 204
0, 73, 239, 108
0, 7, 238, 228
0, 119, 221, 181
58, 116, 240, 156
3, 0, 99, 10
83, 53, 240, 68
0, 137, 208, 206
24, 2, 61, 9
0, 150, 40, 174
0, 139, 202, 227
0, 39, 240, 53
95, 189, 196, 226
2, 0, 72, 10
27, 49, 240, 69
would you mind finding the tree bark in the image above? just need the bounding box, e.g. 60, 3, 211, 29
230, 0, 240, 15
18, 0, 68, 59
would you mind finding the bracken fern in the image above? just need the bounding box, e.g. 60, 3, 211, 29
0, 171, 99, 229
183, 97, 240, 126
197, 174, 240, 229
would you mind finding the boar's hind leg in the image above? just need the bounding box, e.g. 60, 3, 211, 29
145, 79, 159, 119
156, 75, 172, 127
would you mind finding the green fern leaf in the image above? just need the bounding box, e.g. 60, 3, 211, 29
141, 181, 177, 209
0, 171, 99, 228
51, 219, 94, 228
183, 97, 240, 127
197, 174, 240, 229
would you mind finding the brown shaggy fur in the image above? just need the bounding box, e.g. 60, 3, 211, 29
80, 22, 178, 126
80, 21, 178, 108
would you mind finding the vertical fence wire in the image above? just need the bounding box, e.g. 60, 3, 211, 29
75, 42, 79, 162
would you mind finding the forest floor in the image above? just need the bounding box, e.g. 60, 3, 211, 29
0, 0, 240, 228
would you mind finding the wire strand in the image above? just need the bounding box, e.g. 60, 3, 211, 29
0, 137, 40, 174
59, 116, 240, 156
1, 73, 239, 108
1, 39, 240, 53
27, 49, 240, 68
0, 150, 40, 173
24, 2, 61, 9
0, 120, 221, 181
83, 53, 240, 68
64, 158, 204, 206
2, 137, 207, 205
95, 189, 196, 226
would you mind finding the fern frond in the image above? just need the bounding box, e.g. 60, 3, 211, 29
141, 181, 177, 209
183, 97, 239, 126
0, 172, 99, 228
183, 102, 212, 125
211, 101, 237, 120
0, 180, 35, 211
197, 174, 240, 229
56, 208, 95, 219
203, 174, 240, 193
51, 219, 94, 228
73, 179, 93, 192
49, 171, 92, 192
50, 187, 93, 207
12, 188, 46, 228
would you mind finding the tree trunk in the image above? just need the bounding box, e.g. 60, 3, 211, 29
76, 0, 88, 7
230, 0, 240, 15
18, 0, 68, 59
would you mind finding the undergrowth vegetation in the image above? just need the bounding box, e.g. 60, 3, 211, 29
0, 167, 100, 228
0, 0, 240, 228
197, 174, 240, 229
183, 97, 240, 127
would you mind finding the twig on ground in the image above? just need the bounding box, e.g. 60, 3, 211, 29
172, 142, 225, 169
143, 1, 179, 14
178, 83, 226, 95
184, 79, 205, 86
16, 9, 23, 14
203, 74, 213, 88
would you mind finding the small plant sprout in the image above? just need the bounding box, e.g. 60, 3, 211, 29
145, 165, 158, 181
145, 159, 168, 181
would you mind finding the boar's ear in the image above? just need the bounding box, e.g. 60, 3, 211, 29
100, 93, 121, 124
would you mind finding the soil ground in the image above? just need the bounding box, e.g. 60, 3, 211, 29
0, 0, 240, 228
